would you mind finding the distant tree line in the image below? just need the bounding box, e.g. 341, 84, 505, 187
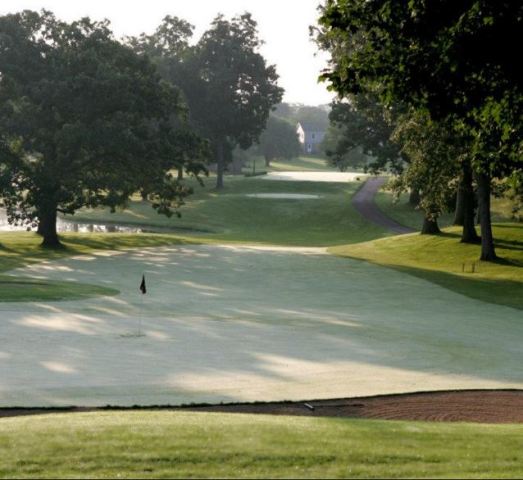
314, 0, 523, 260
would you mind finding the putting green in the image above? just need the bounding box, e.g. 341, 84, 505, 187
1, 244, 521, 407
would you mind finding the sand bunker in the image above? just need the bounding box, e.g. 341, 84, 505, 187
246, 193, 321, 200
264, 171, 367, 182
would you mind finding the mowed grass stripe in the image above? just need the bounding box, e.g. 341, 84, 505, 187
0, 412, 522, 478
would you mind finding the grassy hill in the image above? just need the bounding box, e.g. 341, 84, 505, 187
68, 176, 387, 246
1, 411, 522, 478
330, 223, 523, 310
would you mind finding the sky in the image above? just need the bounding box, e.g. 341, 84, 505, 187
0, 0, 334, 106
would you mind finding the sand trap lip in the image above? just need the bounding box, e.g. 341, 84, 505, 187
245, 193, 321, 200
264, 171, 367, 182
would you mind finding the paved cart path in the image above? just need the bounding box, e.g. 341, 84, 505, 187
352, 177, 415, 234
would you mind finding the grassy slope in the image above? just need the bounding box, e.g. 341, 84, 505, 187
375, 190, 518, 232
0, 232, 192, 301
0, 412, 522, 478
70, 176, 387, 246
330, 224, 523, 310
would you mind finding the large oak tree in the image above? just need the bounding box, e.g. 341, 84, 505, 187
0, 11, 205, 247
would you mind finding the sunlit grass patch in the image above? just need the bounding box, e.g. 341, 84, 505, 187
330, 223, 523, 309
0, 411, 522, 478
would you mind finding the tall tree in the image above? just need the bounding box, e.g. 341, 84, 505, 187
0, 10, 205, 247
133, 13, 283, 189
316, 0, 523, 260
391, 111, 462, 234
194, 14, 283, 188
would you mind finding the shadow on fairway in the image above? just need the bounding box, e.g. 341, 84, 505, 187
2, 244, 522, 407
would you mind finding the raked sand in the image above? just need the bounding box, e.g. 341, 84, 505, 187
0, 244, 521, 407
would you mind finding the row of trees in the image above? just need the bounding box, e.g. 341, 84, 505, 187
129, 13, 283, 188
0, 10, 283, 246
315, 0, 523, 261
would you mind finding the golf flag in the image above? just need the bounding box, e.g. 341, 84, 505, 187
139, 274, 147, 294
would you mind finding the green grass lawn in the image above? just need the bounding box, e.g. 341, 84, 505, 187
0, 411, 522, 478
0, 232, 192, 302
69, 176, 387, 246
330, 223, 523, 310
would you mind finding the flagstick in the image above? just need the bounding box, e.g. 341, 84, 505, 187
138, 292, 143, 336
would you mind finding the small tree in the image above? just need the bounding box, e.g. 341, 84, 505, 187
391, 112, 462, 234
257, 116, 301, 166
325, 94, 405, 174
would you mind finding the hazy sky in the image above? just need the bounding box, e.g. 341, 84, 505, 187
0, 0, 334, 106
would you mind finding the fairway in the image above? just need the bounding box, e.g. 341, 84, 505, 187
1, 244, 522, 407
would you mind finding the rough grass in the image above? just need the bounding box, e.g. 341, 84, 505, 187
69, 177, 388, 246
0, 411, 522, 479
0, 232, 192, 302
330, 224, 523, 310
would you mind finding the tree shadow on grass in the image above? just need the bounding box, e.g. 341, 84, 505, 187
2, 244, 522, 408
382, 264, 523, 311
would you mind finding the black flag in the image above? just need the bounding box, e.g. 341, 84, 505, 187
139, 274, 147, 294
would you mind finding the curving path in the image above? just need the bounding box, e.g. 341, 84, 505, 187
352, 176, 415, 234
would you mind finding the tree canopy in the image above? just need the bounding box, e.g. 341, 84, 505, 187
0, 10, 206, 246
133, 13, 284, 188
324, 94, 404, 174
257, 115, 301, 166
316, 0, 523, 260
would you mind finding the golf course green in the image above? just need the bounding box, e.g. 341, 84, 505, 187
1, 162, 521, 478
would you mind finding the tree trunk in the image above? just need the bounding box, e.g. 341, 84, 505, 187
460, 161, 480, 244
421, 214, 441, 234
177, 167, 184, 180
476, 171, 497, 261
38, 206, 61, 248
265, 155, 271, 167
409, 189, 420, 206
216, 140, 224, 189
453, 188, 465, 226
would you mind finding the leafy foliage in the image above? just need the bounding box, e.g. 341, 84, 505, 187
257, 115, 301, 165
0, 10, 206, 246
132, 13, 283, 188
315, 0, 523, 258
324, 94, 404, 173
